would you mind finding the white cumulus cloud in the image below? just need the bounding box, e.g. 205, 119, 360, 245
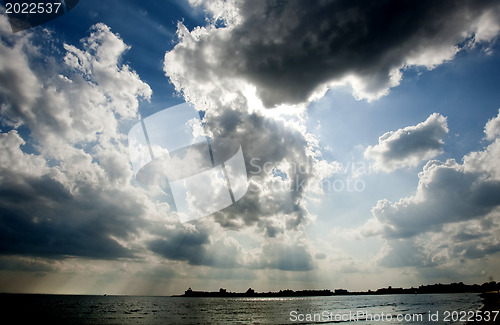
361, 111, 500, 272
364, 113, 449, 172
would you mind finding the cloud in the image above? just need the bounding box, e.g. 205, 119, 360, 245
366, 158, 500, 239
0, 15, 318, 273
1, 22, 151, 148
0, 18, 156, 259
0, 130, 146, 258
168, 0, 500, 107
63, 23, 152, 119
146, 222, 246, 269
148, 226, 211, 263
362, 111, 500, 269
165, 37, 333, 234
0, 256, 60, 273
315, 252, 327, 260
485, 108, 500, 140
377, 217, 500, 273
147, 219, 316, 271
164, 3, 343, 238
208, 112, 321, 232
256, 241, 314, 271
364, 113, 449, 172
378, 239, 434, 268
162, 0, 498, 240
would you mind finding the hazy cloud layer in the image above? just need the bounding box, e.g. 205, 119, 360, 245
170, 0, 500, 107
258, 242, 314, 271
364, 113, 449, 172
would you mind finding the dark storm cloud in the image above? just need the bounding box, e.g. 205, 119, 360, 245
148, 241, 241, 268
0, 173, 143, 258
148, 229, 209, 262
173, 0, 500, 107
147, 221, 315, 271
0, 256, 57, 273
148, 225, 242, 268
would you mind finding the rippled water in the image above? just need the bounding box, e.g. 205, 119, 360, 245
0, 293, 483, 324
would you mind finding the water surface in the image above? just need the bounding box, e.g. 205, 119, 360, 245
0, 293, 483, 324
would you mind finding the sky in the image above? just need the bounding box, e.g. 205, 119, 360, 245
0, 0, 500, 295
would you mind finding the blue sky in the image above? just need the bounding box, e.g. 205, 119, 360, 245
46, 0, 204, 109
1, 0, 500, 295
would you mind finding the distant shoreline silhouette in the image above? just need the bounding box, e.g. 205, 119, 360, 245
175, 281, 500, 298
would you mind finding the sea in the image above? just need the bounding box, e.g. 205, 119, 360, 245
0, 293, 487, 324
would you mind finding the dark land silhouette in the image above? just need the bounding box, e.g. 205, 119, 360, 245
177, 282, 500, 317
177, 281, 500, 298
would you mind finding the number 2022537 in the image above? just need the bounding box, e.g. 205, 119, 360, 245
5, 2, 62, 15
